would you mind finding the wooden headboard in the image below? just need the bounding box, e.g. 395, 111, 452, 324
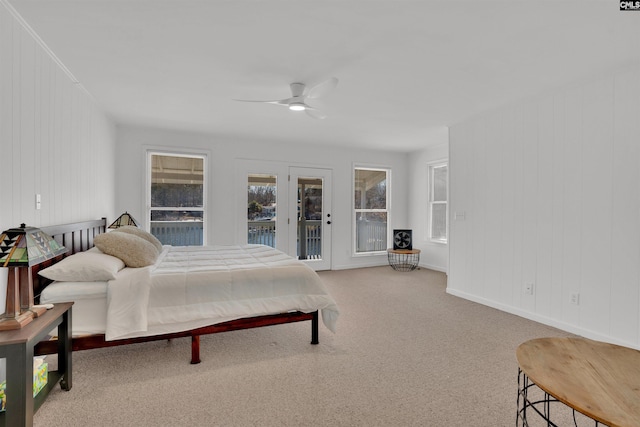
33, 217, 108, 301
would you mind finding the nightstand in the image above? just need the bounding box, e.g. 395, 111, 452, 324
0, 302, 72, 427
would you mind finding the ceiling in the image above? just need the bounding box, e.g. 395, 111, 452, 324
7, 1, 640, 152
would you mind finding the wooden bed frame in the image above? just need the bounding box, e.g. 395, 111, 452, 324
32, 218, 319, 364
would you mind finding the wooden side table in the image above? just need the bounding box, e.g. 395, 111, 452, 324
0, 302, 73, 427
387, 249, 421, 271
516, 337, 640, 426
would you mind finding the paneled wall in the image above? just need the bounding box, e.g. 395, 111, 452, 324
448, 63, 640, 348
0, 2, 116, 231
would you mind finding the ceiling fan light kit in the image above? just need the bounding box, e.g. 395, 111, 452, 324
288, 102, 306, 111
235, 77, 338, 119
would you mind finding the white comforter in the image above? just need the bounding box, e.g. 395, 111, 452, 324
105, 245, 339, 341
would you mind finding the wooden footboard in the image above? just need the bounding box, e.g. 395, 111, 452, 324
35, 310, 319, 364
32, 218, 321, 364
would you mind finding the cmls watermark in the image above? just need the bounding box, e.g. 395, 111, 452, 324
620, 1, 640, 10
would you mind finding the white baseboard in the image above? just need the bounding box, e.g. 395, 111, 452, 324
418, 262, 447, 273
331, 261, 389, 271
331, 261, 447, 273
446, 287, 640, 351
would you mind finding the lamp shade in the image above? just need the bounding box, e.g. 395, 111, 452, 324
0, 223, 68, 329
0, 223, 67, 267
109, 211, 139, 229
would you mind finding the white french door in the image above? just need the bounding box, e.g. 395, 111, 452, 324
288, 167, 332, 271
237, 161, 332, 271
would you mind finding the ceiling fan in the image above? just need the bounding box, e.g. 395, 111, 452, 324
234, 77, 338, 119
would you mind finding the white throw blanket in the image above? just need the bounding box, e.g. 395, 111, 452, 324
105, 245, 339, 341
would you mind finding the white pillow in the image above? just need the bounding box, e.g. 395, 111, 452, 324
113, 226, 163, 252
38, 251, 125, 282
94, 232, 159, 268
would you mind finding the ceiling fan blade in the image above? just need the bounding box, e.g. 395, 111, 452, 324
305, 106, 327, 120
305, 77, 338, 99
233, 98, 290, 106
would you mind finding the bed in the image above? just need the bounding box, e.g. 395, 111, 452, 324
32, 218, 339, 363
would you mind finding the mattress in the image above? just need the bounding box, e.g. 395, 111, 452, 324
40, 281, 108, 335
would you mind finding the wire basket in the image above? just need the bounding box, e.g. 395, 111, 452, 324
387, 250, 420, 272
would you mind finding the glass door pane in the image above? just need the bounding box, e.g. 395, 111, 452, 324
297, 177, 323, 260
288, 167, 331, 270
247, 174, 277, 248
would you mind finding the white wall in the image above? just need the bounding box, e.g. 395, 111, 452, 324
448, 62, 640, 348
0, 2, 114, 376
408, 129, 449, 273
0, 1, 116, 231
115, 125, 409, 270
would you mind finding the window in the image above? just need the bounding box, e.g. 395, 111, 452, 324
354, 167, 389, 253
429, 163, 447, 243
148, 152, 205, 245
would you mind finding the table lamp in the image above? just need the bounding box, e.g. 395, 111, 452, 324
108, 211, 139, 229
0, 224, 68, 330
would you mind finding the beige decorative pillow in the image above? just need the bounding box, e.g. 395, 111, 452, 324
94, 232, 159, 268
38, 251, 126, 281
112, 226, 163, 252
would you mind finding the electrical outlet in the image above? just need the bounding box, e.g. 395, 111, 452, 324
524, 283, 534, 295
570, 293, 580, 305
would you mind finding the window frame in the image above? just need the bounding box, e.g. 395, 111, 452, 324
146, 150, 207, 245
353, 165, 391, 256
428, 161, 448, 244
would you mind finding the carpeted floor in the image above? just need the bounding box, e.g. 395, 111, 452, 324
33, 266, 577, 426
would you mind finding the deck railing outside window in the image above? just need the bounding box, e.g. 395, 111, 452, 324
248, 220, 276, 247
356, 219, 387, 252
297, 220, 321, 260
247, 220, 323, 259
152, 219, 385, 253
151, 221, 203, 246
